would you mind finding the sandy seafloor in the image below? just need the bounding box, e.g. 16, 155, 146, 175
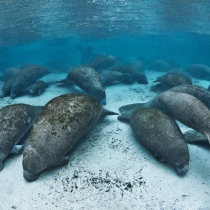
0, 70, 209, 210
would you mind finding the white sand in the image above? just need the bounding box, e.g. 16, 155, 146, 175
0, 71, 209, 210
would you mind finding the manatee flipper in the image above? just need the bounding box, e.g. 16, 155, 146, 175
203, 131, 210, 144
119, 103, 145, 114
118, 103, 145, 121
184, 130, 208, 144
11, 145, 24, 154
101, 108, 119, 116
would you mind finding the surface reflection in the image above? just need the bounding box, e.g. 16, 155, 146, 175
0, 0, 210, 46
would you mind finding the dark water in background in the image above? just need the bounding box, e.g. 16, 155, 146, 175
0, 0, 210, 71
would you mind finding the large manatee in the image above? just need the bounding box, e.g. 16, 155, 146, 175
159, 91, 210, 144
118, 107, 189, 175
0, 104, 42, 170
118, 84, 210, 118
22, 93, 118, 182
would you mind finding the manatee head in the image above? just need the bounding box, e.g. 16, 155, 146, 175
22, 145, 44, 182
10, 83, 21, 99
136, 73, 148, 84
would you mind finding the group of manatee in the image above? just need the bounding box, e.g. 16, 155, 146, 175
1, 55, 210, 182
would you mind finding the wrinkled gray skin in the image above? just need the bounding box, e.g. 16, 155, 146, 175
28, 80, 48, 95
118, 84, 210, 118
128, 107, 189, 175
57, 66, 106, 105
10, 64, 51, 99
184, 64, 210, 80
184, 130, 209, 144
151, 70, 192, 92
22, 93, 118, 182
159, 91, 210, 144
100, 71, 132, 86
0, 104, 42, 170
111, 65, 148, 84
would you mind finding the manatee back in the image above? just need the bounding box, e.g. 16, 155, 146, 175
159, 90, 210, 134
69, 66, 106, 103
10, 64, 50, 98
0, 104, 38, 160
23, 93, 104, 175
130, 107, 189, 174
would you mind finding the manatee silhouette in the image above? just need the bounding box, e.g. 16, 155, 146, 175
85, 55, 119, 71
28, 80, 49, 95
22, 93, 118, 181
118, 107, 189, 175
118, 84, 210, 117
10, 64, 51, 99
184, 64, 210, 79
100, 71, 132, 86
0, 104, 42, 170
111, 65, 148, 84
57, 66, 106, 104
151, 70, 192, 92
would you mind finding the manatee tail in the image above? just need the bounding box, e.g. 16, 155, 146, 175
118, 103, 145, 122
102, 108, 119, 116
119, 103, 145, 114
203, 130, 210, 144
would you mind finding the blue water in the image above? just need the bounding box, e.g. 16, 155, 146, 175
0, 1, 210, 71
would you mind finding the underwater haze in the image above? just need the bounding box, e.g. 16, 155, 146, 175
0, 0, 210, 71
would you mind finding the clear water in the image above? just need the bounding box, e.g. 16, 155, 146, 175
0, 0, 210, 71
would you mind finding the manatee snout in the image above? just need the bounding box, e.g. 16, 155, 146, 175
22, 146, 43, 182
174, 163, 189, 175
23, 170, 39, 182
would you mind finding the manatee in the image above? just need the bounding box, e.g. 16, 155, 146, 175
99, 71, 132, 86
28, 80, 49, 95
118, 107, 189, 175
85, 55, 119, 71
184, 64, 210, 80
159, 91, 210, 144
184, 130, 209, 145
22, 93, 118, 181
57, 66, 106, 104
111, 65, 148, 84
2, 77, 15, 97
10, 64, 51, 99
169, 85, 210, 110
119, 84, 210, 118
0, 104, 42, 170
2, 67, 20, 81
151, 70, 192, 92
148, 59, 171, 72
